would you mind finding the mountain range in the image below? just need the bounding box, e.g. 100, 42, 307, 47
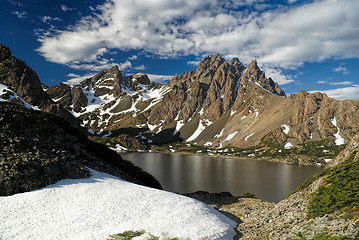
1, 44, 359, 164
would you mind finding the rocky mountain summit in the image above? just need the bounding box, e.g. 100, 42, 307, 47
0, 102, 161, 196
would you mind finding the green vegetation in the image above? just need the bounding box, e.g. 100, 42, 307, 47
107, 230, 145, 240
287, 168, 331, 197
151, 139, 344, 165
241, 192, 256, 198
308, 151, 359, 218
107, 230, 188, 240
291, 232, 354, 240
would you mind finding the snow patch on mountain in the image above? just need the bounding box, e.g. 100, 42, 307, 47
330, 117, 345, 145
281, 124, 290, 135
244, 132, 254, 141
186, 119, 208, 142
0, 83, 40, 110
226, 131, 238, 141
284, 142, 293, 149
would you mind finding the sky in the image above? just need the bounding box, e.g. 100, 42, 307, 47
1, 0, 358, 100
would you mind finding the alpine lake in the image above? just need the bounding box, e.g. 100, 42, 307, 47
121, 152, 324, 203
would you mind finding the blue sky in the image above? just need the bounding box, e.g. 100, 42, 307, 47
1, 0, 358, 100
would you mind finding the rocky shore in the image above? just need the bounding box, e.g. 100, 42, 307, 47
188, 183, 359, 239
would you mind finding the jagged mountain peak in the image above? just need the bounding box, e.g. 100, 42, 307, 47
0, 44, 11, 62
240, 59, 285, 97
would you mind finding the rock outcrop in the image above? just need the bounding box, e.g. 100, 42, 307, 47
0, 102, 161, 196
0, 44, 79, 126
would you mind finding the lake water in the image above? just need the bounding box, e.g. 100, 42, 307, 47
121, 152, 324, 203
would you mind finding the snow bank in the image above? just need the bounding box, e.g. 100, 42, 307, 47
281, 124, 290, 135
244, 132, 254, 141
284, 142, 293, 149
0, 169, 236, 240
330, 117, 345, 145
225, 131, 238, 141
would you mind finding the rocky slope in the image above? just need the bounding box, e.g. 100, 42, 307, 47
0, 102, 161, 196
189, 136, 359, 239
44, 52, 359, 165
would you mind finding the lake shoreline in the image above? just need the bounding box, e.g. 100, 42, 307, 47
124, 148, 329, 166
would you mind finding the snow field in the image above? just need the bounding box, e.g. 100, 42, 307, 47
330, 117, 345, 145
0, 169, 236, 240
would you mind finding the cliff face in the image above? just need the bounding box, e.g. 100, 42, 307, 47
0, 44, 78, 126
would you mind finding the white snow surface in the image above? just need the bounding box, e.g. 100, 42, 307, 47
214, 129, 224, 138
186, 119, 208, 142
284, 142, 293, 149
0, 169, 236, 240
0, 83, 40, 110
281, 124, 290, 135
225, 131, 238, 141
330, 117, 345, 145
173, 120, 185, 136
244, 132, 254, 141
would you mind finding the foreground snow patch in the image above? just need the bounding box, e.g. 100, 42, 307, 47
0, 169, 236, 240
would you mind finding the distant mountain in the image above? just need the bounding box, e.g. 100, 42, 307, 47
1, 43, 359, 164
46, 53, 358, 151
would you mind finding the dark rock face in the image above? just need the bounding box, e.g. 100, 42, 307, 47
131, 72, 150, 85
0, 45, 53, 108
0, 102, 160, 196
0, 44, 79, 126
0, 44, 11, 62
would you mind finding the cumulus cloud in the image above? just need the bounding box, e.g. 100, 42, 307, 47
147, 74, 173, 84
41, 16, 63, 23
309, 85, 359, 100
65, 73, 95, 85
60, 4, 73, 12
12, 11, 27, 19
317, 80, 353, 86
333, 66, 350, 75
38, 0, 359, 85
7, 0, 26, 7
187, 60, 200, 66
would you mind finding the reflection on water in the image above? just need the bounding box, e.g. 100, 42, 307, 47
122, 152, 324, 202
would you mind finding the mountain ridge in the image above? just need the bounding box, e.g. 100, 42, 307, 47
1, 44, 359, 165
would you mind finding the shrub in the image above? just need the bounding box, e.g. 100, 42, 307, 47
308, 152, 359, 218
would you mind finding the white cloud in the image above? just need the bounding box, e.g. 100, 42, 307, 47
67, 73, 80, 78
38, 0, 359, 83
147, 74, 173, 84
65, 73, 95, 85
309, 85, 359, 100
330, 81, 353, 86
12, 11, 27, 19
333, 66, 349, 75
7, 0, 26, 7
317, 80, 353, 86
134, 65, 145, 71
60, 4, 73, 12
41, 16, 62, 23
187, 61, 200, 66
261, 65, 294, 85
